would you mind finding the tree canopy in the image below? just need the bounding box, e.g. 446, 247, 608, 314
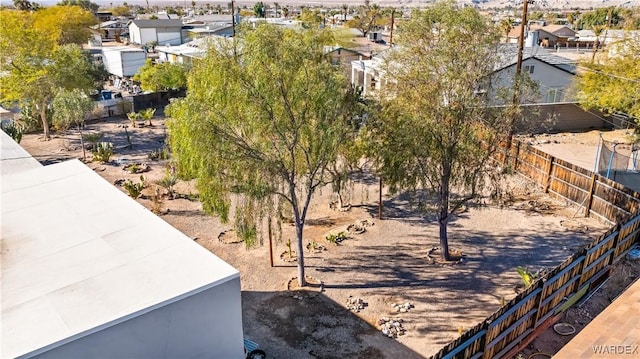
366, 2, 511, 260
166, 24, 359, 286
345, 4, 381, 37
575, 35, 640, 139
0, 8, 102, 139
133, 59, 188, 92
57, 0, 99, 13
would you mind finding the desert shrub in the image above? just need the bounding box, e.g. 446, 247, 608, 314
92, 142, 114, 162
156, 171, 178, 199
325, 231, 348, 245
1, 121, 24, 143
148, 147, 170, 161
123, 175, 146, 198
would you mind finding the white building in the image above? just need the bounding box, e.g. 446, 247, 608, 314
129, 19, 185, 46
0, 131, 245, 358
157, 36, 233, 65
100, 46, 147, 78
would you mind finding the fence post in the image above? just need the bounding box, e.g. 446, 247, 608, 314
544, 156, 555, 193
585, 174, 597, 218
514, 141, 521, 171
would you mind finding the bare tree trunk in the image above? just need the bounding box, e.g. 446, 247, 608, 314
438, 164, 451, 261
40, 103, 50, 140
78, 125, 86, 161
294, 221, 306, 286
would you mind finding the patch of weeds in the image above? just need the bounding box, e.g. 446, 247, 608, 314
325, 231, 348, 245
148, 147, 170, 161
123, 175, 146, 198
92, 142, 114, 163
1, 121, 24, 143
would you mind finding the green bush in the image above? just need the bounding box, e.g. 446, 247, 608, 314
1, 121, 23, 143
123, 175, 146, 198
92, 142, 113, 162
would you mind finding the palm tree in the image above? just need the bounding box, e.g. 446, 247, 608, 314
274, 2, 279, 18
13, 0, 32, 10
342, 4, 348, 22
591, 25, 605, 63
500, 18, 513, 43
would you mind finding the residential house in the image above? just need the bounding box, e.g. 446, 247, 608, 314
351, 45, 576, 104
186, 24, 234, 39
324, 46, 371, 78
129, 19, 185, 46
490, 45, 577, 104
96, 19, 130, 40
0, 131, 245, 358
95, 11, 113, 22
156, 37, 232, 65
508, 24, 577, 47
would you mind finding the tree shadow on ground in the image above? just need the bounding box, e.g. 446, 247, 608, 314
242, 291, 424, 359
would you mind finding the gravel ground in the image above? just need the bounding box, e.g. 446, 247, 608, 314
18, 116, 614, 358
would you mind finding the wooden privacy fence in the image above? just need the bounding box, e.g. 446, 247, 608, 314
430, 213, 640, 359
504, 140, 640, 224
431, 141, 640, 359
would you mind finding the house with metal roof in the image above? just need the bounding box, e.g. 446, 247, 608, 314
129, 19, 185, 46
0, 131, 245, 358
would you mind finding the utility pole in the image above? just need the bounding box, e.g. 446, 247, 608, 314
505, 0, 532, 166
389, 8, 396, 47
515, 0, 532, 76
231, 0, 237, 60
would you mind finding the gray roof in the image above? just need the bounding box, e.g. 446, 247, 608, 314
131, 19, 184, 29
495, 44, 577, 74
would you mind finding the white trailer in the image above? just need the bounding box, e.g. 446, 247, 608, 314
101, 46, 146, 78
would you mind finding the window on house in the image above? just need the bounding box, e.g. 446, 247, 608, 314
546, 88, 565, 103
524, 65, 535, 74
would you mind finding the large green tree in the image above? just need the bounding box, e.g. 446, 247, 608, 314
367, 2, 511, 261
575, 34, 640, 140
166, 25, 358, 287
52, 88, 95, 161
345, 4, 381, 37
0, 9, 102, 139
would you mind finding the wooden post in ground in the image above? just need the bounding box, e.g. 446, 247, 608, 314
544, 156, 555, 193
268, 216, 274, 267
378, 176, 383, 220
585, 173, 598, 218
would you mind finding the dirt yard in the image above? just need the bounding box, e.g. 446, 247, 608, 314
18, 116, 628, 358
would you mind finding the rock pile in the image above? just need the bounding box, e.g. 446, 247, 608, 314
391, 302, 414, 313
378, 318, 405, 338
345, 296, 366, 312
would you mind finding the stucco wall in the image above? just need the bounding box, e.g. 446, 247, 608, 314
31, 278, 244, 359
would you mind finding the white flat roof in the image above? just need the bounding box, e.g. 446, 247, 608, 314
0, 130, 42, 175
1, 159, 239, 358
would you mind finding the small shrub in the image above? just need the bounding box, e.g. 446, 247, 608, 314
92, 142, 114, 162
83, 132, 102, 146
123, 175, 146, 198
156, 172, 178, 199
148, 147, 170, 161
150, 185, 164, 214
127, 112, 140, 127
286, 238, 294, 258
1, 121, 24, 143
516, 266, 536, 287
325, 231, 348, 245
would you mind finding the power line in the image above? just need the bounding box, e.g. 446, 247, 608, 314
577, 65, 640, 84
